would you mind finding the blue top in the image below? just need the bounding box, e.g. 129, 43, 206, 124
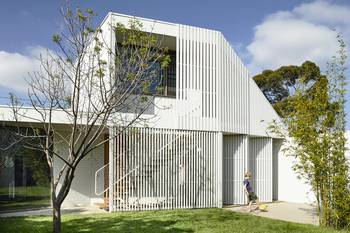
243, 179, 253, 193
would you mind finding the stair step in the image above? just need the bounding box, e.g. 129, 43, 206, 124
96, 202, 109, 211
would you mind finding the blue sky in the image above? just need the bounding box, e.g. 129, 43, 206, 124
0, 0, 309, 53
1, 0, 350, 127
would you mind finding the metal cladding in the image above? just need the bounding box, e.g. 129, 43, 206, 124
176, 25, 250, 134
109, 127, 221, 211
249, 137, 273, 202
104, 14, 283, 211
223, 135, 249, 205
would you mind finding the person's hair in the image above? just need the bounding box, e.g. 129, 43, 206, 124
245, 171, 252, 177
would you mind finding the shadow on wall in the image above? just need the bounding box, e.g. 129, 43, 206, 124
58, 151, 104, 207
54, 135, 105, 207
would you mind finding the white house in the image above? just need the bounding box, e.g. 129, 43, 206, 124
0, 12, 317, 212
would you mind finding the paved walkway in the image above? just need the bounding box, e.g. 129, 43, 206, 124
0, 205, 106, 218
225, 201, 319, 225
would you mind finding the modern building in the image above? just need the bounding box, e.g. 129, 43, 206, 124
0, 12, 314, 212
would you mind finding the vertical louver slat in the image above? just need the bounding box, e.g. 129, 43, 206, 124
110, 127, 219, 212
222, 135, 250, 205
248, 137, 273, 202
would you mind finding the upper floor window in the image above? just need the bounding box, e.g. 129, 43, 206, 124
159, 51, 176, 97
115, 43, 176, 98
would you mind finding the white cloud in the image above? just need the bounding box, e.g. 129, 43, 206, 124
246, 0, 350, 75
294, 0, 350, 26
0, 46, 46, 93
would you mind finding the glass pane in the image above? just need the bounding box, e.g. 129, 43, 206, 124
0, 127, 50, 212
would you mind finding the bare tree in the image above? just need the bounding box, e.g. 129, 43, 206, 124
7, 4, 169, 233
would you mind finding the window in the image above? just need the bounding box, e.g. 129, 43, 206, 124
115, 43, 176, 97
0, 127, 50, 212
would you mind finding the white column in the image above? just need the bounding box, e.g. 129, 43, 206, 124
269, 137, 273, 202
108, 127, 115, 212
217, 132, 223, 208
244, 135, 250, 204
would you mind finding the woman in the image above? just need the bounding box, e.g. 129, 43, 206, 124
243, 171, 259, 212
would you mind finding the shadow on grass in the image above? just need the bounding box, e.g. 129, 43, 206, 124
0, 208, 341, 233
0, 213, 194, 233
64, 216, 193, 233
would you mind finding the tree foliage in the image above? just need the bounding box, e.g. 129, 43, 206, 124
253, 61, 324, 117
264, 36, 350, 228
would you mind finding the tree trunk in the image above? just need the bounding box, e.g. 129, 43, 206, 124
53, 201, 61, 233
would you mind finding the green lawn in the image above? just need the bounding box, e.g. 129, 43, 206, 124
0, 208, 348, 233
0, 186, 50, 211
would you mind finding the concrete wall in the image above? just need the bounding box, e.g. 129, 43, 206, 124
277, 131, 350, 204
277, 153, 315, 204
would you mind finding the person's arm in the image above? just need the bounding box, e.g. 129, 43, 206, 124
243, 180, 249, 195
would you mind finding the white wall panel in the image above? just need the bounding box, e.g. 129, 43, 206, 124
249, 137, 273, 202
249, 79, 280, 137
176, 25, 251, 134
223, 135, 248, 205
217, 36, 250, 134
109, 13, 178, 37
177, 25, 219, 131
53, 131, 105, 207
277, 141, 316, 204
102, 13, 281, 136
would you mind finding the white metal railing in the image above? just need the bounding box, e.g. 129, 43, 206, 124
94, 131, 188, 196
95, 163, 109, 195
95, 164, 139, 196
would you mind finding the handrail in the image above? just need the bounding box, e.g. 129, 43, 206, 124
95, 165, 139, 195
95, 163, 109, 195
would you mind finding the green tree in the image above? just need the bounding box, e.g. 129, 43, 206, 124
253, 61, 323, 117
263, 36, 350, 228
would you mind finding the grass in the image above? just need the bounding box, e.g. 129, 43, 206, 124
0, 186, 50, 211
0, 208, 348, 233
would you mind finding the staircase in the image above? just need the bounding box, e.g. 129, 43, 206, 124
96, 197, 109, 210
94, 131, 191, 211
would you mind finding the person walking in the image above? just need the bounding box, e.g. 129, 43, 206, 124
243, 171, 260, 212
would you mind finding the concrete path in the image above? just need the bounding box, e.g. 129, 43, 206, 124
0, 205, 106, 218
226, 201, 319, 226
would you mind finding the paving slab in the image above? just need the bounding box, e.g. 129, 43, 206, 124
225, 201, 319, 226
